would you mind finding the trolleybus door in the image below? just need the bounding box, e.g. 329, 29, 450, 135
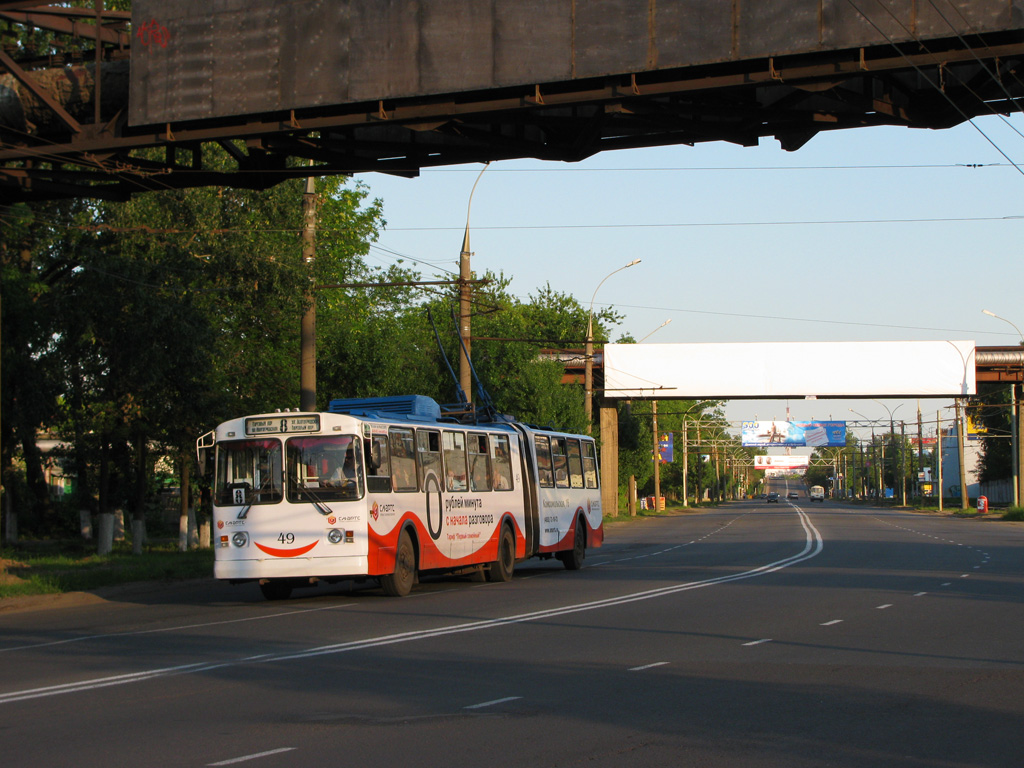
416, 428, 446, 565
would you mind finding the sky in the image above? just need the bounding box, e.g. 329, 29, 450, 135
353, 112, 1024, 447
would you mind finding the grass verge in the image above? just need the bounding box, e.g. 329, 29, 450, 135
0, 542, 214, 600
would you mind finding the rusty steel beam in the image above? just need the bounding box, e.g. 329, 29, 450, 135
2, 22, 1024, 203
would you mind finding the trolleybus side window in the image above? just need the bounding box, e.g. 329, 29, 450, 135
491, 434, 514, 491
365, 434, 391, 493
215, 439, 282, 506
567, 439, 585, 489
551, 437, 570, 488
582, 440, 599, 489
442, 431, 468, 492
417, 430, 443, 492
390, 427, 418, 492
534, 435, 554, 488
286, 435, 364, 503
468, 433, 491, 492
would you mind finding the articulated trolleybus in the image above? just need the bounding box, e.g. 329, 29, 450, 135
198, 396, 603, 599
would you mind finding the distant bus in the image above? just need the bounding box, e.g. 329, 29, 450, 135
809, 485, 825, 502
197, 396, 603, 599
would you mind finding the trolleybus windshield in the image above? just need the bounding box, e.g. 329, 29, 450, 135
287, 435, 364, 503
215, 438, 283, 506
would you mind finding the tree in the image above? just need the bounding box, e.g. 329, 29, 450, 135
970, 384, 1014, 484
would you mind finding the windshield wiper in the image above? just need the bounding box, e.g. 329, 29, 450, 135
301, 486, 334, 517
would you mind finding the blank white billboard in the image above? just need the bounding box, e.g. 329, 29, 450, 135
603, 341, 976, 399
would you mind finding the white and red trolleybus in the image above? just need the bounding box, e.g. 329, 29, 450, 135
197, 395, 603, 599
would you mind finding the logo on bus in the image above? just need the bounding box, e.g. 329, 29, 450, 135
370, 502, 379, 521
327, 515, 336, 525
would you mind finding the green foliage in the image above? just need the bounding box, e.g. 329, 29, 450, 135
0, 543, 214, 599
969, 384, 1014, 484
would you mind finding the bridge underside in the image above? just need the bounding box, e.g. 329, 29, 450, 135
2, 26, 1024, 203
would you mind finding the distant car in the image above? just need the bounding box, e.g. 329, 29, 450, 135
766, 492, 779, 503
788, 491, 799, 499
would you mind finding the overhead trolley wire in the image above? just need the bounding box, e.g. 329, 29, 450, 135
845, 0, 1024, 178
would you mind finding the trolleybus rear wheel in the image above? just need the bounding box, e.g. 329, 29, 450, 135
381, 529, 416, 597
487, 525, 515, 583
558, 518, 586, 570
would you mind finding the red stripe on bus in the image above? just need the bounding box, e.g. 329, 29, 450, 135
254, 540, 319, 558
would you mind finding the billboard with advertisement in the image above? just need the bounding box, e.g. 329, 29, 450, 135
754, 455, 810, 470
741, 420, 846, 448
658, 433, 673, 463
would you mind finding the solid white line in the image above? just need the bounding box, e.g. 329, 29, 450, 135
0, 509, 824, 705
742, 639, 772, 646
821, 619, 844, 626
628, 662, 670, 671
208, 748, 296, 766
464, 696, 522, 709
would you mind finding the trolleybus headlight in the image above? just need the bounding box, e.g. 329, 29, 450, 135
327, 528, 344, 544
231, 531, 249, 548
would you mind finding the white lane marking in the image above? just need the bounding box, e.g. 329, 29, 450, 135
960, 574, 970, 578
742, 639, 772, 646
628, 662, 670, 671
208, 748, 296, 766
464, 696, 522, 709
821, 619, 844, 626
0, 509, 824, 705
941, 582, 952, 587
876, 604, 893, 610
0, 602, 358, 654
914, 592, 927, 597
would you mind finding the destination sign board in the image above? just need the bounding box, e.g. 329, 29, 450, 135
245, 415, 320, 436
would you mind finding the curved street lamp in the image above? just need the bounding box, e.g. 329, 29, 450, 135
458, 163, 490, 405
584, 258, 641, 431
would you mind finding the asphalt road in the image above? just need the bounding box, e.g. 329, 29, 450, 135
2, 499, 1023, 768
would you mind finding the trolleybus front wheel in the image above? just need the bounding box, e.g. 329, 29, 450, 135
381, 529, 416, 597
259, 580, 293, 601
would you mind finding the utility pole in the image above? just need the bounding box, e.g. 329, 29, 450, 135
917, 402, 924, 501
900, 421, 907, 506
956, 399, 968, 510
652, 401, 661, 512
299, 172, 317, 412
937, 411, 944, 512
459, 164, 489, 407
681, 419, 689, 507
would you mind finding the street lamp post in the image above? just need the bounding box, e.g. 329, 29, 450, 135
679, 401, 713, 507
850, 408, 884, 503
872, 400, 904, 505
458, 163, 489, 406
982, 309, 1023, 507
641, 319, 671, 513
584, 259, 641, 432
